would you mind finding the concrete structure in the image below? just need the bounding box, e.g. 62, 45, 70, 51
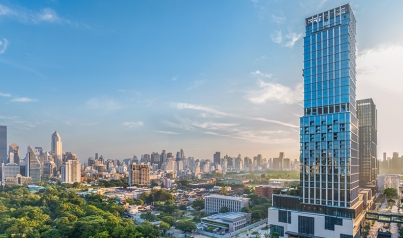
201, 212, 251, 233
268, 4, 364, 238
214, 152, 221, 167
61, 159, 81, 183
204, 195, 249, 214
51, 131, 63, 170
128, 164, 150, 186
0, 126, 6, 165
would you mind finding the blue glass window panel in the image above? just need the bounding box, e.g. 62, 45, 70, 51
304, 54, 310, 61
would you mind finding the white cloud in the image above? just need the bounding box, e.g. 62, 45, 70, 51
122, 121, 144, 128
271, 30, 302, 48
86, 96, 122, 110
172, 76, 178, 81
251, 70, 272, 78
156, 130, 179, 135
188, 80, 204, 90
170, 103, 228, 116
247, 79, 302, 105
37, 8, 61, 23
0, 4, 67, 24
0, 38, 8, 54
271, 15, 286, 24
255, 55, 267, 61
0, 92, 11, 97
270, 30, 283, 44
284, 32, 303, 48
170, 102, 298, 128
318, 0, 328, 9
11, 97, 36, 102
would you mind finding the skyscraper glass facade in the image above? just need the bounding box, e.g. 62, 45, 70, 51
357, 99, 377, 188
0, 126, 7, 165
300, 4, 359, 208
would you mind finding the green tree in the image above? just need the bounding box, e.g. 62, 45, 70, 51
240, 207, 251, 213
161, 216, 175, 226
271, 231, 280, 238
384, 188, 398, 199
192, 200, 205, 211
179, 204, 187, 210
219, 187, 228, 196
219, 206, 229, 213
159, 221, 170, 235
175, 220, 196, 232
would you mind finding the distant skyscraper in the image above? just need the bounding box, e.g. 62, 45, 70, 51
0, 126, 7, 165
180, 149, 185, 159
9, 143, 20, 164
160, 150, 167, 165
269, 4, 361, 237
357, 99, 377, 190
51, 131, 63, 170
61, 158, 81, 183
26, 146, 41, 184
214, 152, 220, 165
95, 153, 99, 160
128, 164, 150, 186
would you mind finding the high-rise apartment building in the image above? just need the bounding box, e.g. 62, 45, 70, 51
268, 4, 363, 237
26, 146, 41, 184
0, 126, 7, 165
357, 99, 377, 190
51, 131, 63, 170
128, 164, 150, 186
214, 152, 221, 166
61, 159, 81, 183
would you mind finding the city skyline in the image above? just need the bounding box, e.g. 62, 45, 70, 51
1, 0, 403, 161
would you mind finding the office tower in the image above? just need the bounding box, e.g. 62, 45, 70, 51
88, 157, 95, 166
176, 151, 181, 159
0, 126, 6, 165
9, 143, 20, 164
1, 163, 20, 183
180, 149, 185, 159
151, 152, 160, 166
51, 131, 63, 170
61, 159, 81, 183
26, 146, 41, 183
128, 164, 150, 186
95, 153, 99, 160
283, 158, 291, 170
268, 4, 361, 238
160, 150, 167, 165
214, 152, 221, 165
357, 99, 377, 190
43, 161, 56, 177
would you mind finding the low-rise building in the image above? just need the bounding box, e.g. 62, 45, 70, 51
255, 185, 283, 199
201, 212, 251, 233
204, 195, 249, 214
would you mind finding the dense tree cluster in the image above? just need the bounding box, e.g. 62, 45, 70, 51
245, 194, 271, 222
139, 189, 175, 203
0, 186, 161, 237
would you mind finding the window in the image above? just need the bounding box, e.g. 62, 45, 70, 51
270, 225, 284, 237
340, 235, 353, 238
278, 210, 288, 223
298, 216, 314, 235
325, 216, 343, 230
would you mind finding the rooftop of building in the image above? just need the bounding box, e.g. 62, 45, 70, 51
202, 212, 250, 223
205, 195, 249, 201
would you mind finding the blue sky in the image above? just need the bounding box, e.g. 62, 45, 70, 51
1, 0, 403, 162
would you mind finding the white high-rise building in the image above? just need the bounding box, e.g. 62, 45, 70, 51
51, 131, 63, 170
204, 195, 250, 214
61, 159, 81, 183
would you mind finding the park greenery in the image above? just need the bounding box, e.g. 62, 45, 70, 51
0, 185, 161, 238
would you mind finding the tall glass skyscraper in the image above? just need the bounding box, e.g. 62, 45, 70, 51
268, 4, 364, 238
301, 3, 358, 208
0, 125, 7, 165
